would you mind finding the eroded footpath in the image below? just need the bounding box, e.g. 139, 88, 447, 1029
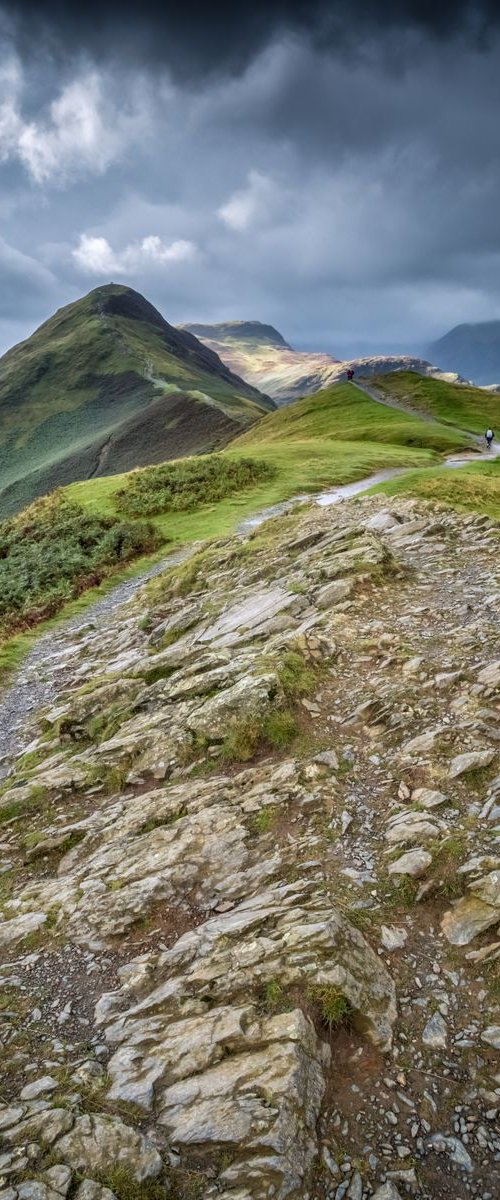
0, 493, 499, 1200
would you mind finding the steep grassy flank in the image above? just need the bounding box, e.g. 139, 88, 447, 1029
370, 459, 500, 521
370, 371, 499, 434
0, 493, 162, 638
234, 382, 472, 452
0, 284, 271, 518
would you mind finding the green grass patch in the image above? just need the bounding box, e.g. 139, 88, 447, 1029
429, 833, 468, 898
370, 459, 500, 520
96, 1168, 167, 1200
382, 875, 420, 909
248, 806, 279, 835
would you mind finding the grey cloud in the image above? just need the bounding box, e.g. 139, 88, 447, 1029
2, 2, 500, 78
0, 237, 57, 315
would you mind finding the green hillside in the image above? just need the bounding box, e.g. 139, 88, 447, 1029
370, 371, 499, 433
0, 284, 272, 517
234, 381, 472, 452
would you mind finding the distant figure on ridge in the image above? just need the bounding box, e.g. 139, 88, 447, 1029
485, 427, 495, 450
347, 368, 354, 382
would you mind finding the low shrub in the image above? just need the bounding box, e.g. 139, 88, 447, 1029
114, 453, 275, 517
0, 493, 162, 639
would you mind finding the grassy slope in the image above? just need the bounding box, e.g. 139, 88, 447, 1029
234, 382, 473, 450
370, 459, 500, 520
0, 285, 270, 516
371, 371, 499, 433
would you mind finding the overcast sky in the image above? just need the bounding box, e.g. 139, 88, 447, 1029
1, 1, 500, 358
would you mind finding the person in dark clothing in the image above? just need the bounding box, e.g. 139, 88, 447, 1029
485, 428, 495, 449
347, 368, 354, 382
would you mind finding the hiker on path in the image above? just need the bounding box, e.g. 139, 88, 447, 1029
347, 368, 354, 382
485, 427, 495, 450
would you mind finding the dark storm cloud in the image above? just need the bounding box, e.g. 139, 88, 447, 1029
2, 1, 500, 76
2, 0, 500, 361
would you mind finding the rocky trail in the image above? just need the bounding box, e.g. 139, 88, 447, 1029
0, 490, 500, 1200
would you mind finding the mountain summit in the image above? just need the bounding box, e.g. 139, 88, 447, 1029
0, 285, 271, 517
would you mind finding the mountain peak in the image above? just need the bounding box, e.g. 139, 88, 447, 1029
0, 287, 271, 516
182, 320, 291, 349
87, 283, 170, 330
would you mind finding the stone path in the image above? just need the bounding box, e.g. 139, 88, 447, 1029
0, 492, 499, 1200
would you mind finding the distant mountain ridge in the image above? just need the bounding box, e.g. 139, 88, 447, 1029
184, 320, 290, 349
429, 321, 500, 386
183, 320, 461, 405
0, 285, 272, 517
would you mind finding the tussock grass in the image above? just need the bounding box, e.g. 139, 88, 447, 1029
277, 650, 318, 699
220, 708, 298, 763
307, 983, 353, 1030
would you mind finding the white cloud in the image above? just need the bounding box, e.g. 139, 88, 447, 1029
217, 168, 279, 231
0, 61, 149, 184
73, 233, 198, 274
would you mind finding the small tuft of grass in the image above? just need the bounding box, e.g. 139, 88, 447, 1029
429, 832, 468, 897
263, 710, 298, 748
258, 978, 290, 1014
87, 703, 134, 745
220, 708, 298, 763
308, 983, 353, 1030
277, 650, 318, 700
382, 875, 420, 909
97, 1167, 167, 1200
248, 806, 278, 835
83, 763, 129, 795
